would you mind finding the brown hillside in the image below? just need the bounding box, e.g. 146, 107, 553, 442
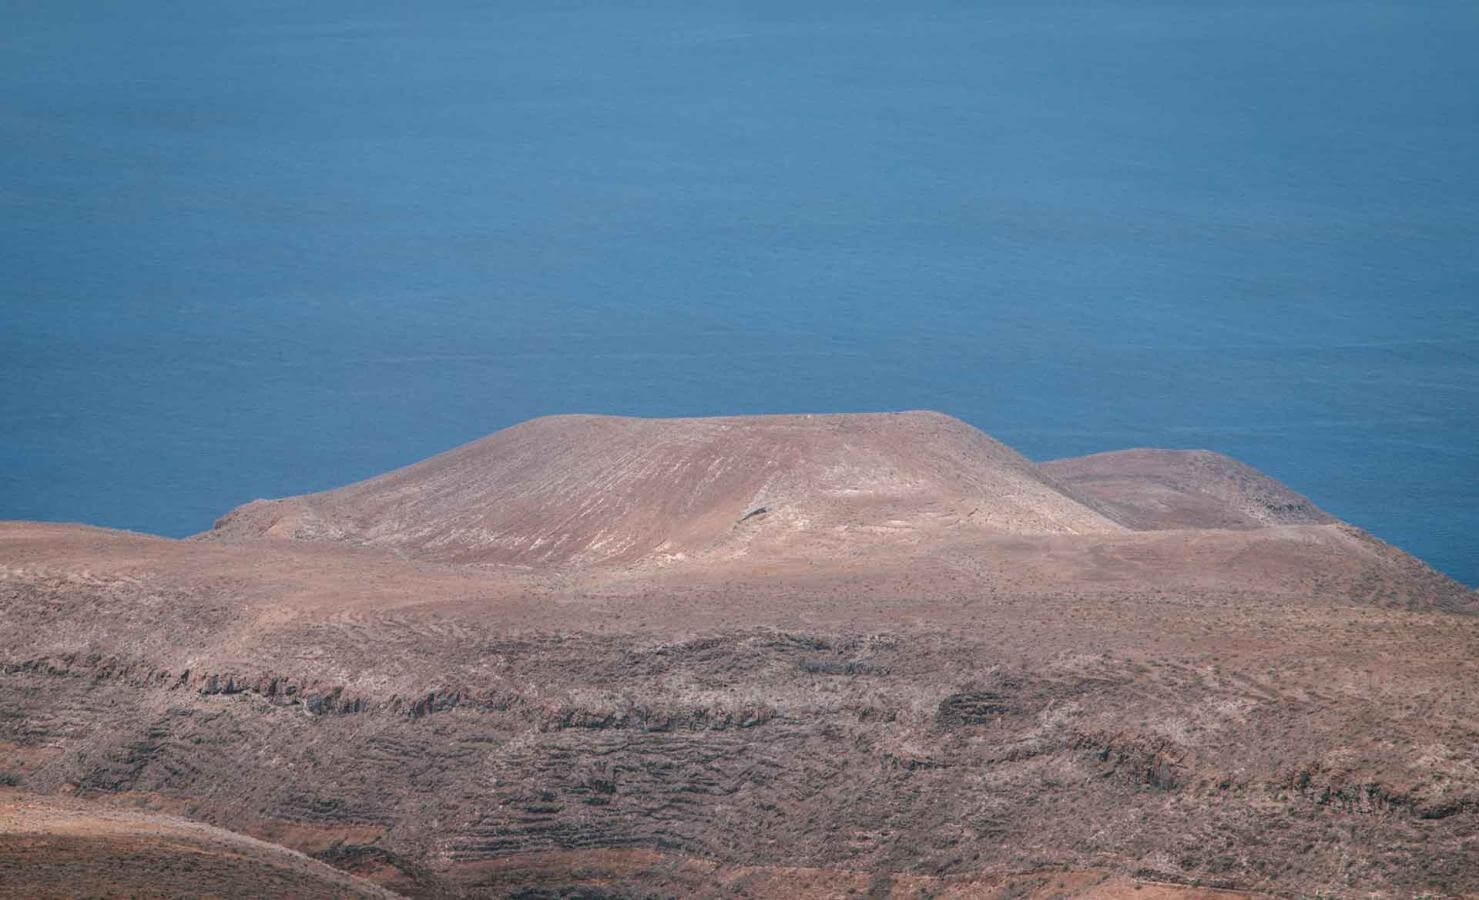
0, 791, 400, 899
2, 412, 1475, 897
206, 412, 1126, 567
1041, 448, 1336, 531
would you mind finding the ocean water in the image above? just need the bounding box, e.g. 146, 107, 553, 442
2, 0, 1475, 585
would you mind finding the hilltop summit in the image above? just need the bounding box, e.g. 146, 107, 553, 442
207, 411, 1127, 567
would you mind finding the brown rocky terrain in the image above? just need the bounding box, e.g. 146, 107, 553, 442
1, 412, 1475, 897
0, 790, 398, 898
1039, 449, 1336, 532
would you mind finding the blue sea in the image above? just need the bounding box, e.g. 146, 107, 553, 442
3, 0, 1476, 585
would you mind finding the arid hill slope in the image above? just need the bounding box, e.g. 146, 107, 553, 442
2, 412, 1476, 897
1041, 449, 1336, 531
0, 790, 400, 899
207, 412, 1127, 567
202, 412, 1467, 611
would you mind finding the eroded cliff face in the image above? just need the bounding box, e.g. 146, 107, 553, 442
3, 414, 1476, 897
